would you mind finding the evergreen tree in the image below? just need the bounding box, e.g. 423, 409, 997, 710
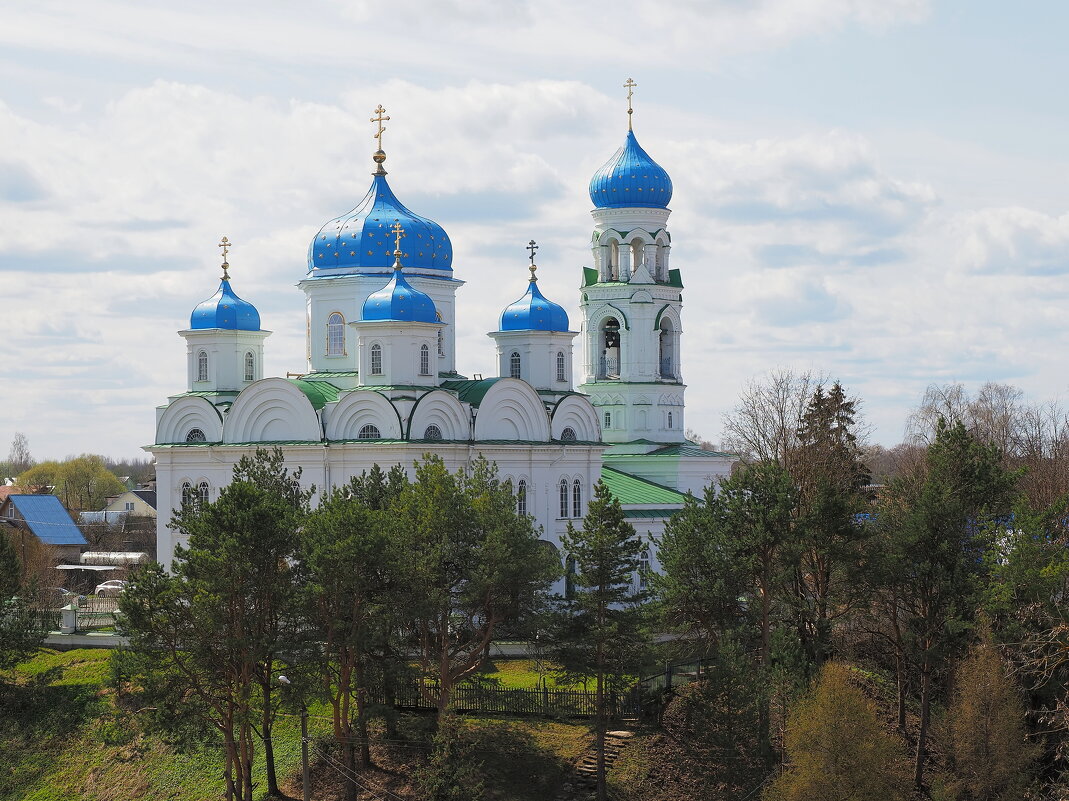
877, 419, 1018, 790
554, 480, 646, 801
300, 465, 406, 797
0, 527, 45, 674
119, 448, 312, 801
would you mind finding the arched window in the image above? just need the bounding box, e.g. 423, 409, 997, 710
438, 329, 444, 357
659, 318, 674, 380
604, 411, 611, 429
561, 427, 576, 442
420, 343, 430, 375
198, 481, 210, 505
358, 424, 380, 439
572, 479, 582, 518
197, 351, 208, 382
559, 478, 569, 518
639, 549, 651, 589
185, 428, 206, 443
516, 479, 527, 516
631, 238, 644, 274
609, 240, 620, 281
509, 351, 521, 379
370, 343, 382, 375
181, 481, 194, 506
244, 351, 254, 382
556, 351, 566, 382
565, 556, 576, 600
424, 424, 442, 441
600, 318, 620, 378
655, 241, 667, 281
326, 312, 345, 356
667, 411, 674, 429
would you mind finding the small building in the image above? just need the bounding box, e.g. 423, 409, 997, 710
0, 493, 88, 564
102, 490, 157, 518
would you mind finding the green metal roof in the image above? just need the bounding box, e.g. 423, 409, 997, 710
289, 379, 340, 409
602, 443, 737, 459
600, 467, 688, 506
440, 377, 502, 406
623, 508, 685, 520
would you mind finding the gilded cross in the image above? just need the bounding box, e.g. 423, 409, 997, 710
371, 104, 390, 147
391, 220, 405, 253
218, 236, 231, 280
527, 239, 538, 280
624, 78, 637, 129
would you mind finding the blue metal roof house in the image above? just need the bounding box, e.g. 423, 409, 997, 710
1, 494, 88, 559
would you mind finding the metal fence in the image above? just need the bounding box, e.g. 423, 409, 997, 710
380, 680, 649, 719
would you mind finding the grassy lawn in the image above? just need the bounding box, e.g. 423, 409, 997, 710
0, 649, 329, 801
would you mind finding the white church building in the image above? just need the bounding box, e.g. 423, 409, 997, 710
148, 98, 735, 580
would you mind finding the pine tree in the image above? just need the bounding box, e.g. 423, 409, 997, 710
554, 480, 646, 801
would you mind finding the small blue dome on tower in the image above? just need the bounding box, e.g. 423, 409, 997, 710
308, 173, 452, 275
362, 265, 438, 324
500, 259, 569, 332
588, 129, 673, 209
190, 280, 261, 331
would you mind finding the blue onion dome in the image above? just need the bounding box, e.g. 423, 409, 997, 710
308, 173, 452, 275
500, 262, 569, 332
190, 275, 260, 331
362, 261, 438, 324
588, 129, 673, 209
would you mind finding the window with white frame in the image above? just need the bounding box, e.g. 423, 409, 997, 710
604, 411, 611, 429
198, 481, 210, 505
556, 351, 566, 382
561, 427, 576, 442
181, 481, 194, 506
358, 424, 380, 439
509, 351, 521, 379
420, 343, 431, 375
124, 502, 134, 511
572, 479, 582, 518
668, 411, 673, 429
370, 343, 382, 375
559, 478, 569, 518
197, 351, 208, 382
186, 428, 206, 443
326, 312, 345, 356
424, 424, 443, 441
244, 351, 254, 382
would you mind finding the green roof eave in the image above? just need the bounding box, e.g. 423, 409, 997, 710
289, 379, 341, 409
623, 508, 685, 520
599, 466, 689, 505
440, 377, 502, 406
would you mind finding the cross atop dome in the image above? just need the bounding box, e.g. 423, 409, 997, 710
527, 239, 538, 281
371, 104, 390, 175
218, 235, 232, 280
624, 77, 637, 131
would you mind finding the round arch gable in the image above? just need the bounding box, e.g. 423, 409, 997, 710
654, 303, 682, 331
473, 378, 551, 442
157, 396, 224, 444
324, 390, 403, 441
588, 303, 630, 331
406, 389, 470, 441
223, 378, 323, 443
551, 395, 601, 442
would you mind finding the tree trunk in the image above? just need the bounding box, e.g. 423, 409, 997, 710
261, 679, 279, 797
914, 658, 932, 791
595, 664, 607, 801
354, 660, 372, 769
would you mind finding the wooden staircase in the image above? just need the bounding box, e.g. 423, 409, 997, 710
573, 730, 634, 790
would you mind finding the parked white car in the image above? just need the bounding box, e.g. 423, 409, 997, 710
93, 579, 127, 597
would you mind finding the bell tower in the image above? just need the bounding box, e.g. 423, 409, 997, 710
578, 80, 686, 445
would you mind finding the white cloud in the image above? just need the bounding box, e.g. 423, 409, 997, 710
955, 207, 1069, 275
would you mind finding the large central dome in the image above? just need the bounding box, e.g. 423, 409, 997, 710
308, 173, 452, 275
588, 129, 673, 210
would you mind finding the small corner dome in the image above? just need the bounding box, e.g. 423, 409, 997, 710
500, 281, 569, 332
308, 173, 453, 275
190, 280, 261, 331
362, 270, 438, 323
588, 129, 672, 209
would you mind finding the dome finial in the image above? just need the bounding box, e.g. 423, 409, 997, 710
526, 239, 539, 282
218, 235, 232, 281
390, 220, 406, 269
371, 104, 390, 175
624, 77, 637, 131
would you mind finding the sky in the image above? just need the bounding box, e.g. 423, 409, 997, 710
3, 0, 1069, 461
